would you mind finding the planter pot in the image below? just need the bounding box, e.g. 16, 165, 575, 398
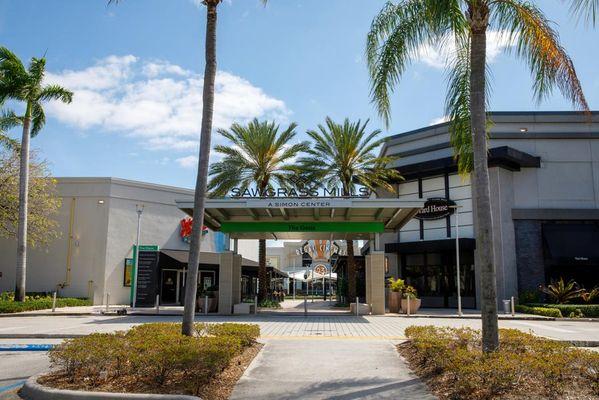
400, 298, 421, 314
388, 291, 401, 313
196, 294, 218, 313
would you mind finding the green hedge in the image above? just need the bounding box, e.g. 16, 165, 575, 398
47, 322, 260, 396
403, 326, 599, 399
0, 293, 91, 314
526, 303, 599, 318
515, 304, 562, 318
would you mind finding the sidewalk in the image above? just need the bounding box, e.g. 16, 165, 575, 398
230, 338, 436, 400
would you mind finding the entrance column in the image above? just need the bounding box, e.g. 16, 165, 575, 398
366, 251, 385, 315
218, 251, 242, 314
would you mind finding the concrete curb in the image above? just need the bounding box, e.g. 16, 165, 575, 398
21, 375, 201, 400
0, 313, 94, 318
0, 334, 85, 339
562, 340, 599, 347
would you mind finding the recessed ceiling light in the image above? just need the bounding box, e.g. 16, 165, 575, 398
520, 128, 528, 132
98, 200, 105, 204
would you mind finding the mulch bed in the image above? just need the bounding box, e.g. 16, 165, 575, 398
397, 342, 597, 400
36, 342, 263, 399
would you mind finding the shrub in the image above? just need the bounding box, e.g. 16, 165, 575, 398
0, 292, 91, 313
541, 278, 584, 304
515, 304, 562, 318
46, 322, 259, 395
198, 323, 260, 347
403, 326, 599, 399
258, 299, 281, 308
526, 303, 599, 318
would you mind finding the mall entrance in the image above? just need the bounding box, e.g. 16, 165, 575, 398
176, 196, 425, 315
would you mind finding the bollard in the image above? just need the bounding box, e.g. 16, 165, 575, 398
204, 296, 209, 315
254, 295, 258, 315
105, 293, 110, 312
511, 296, 515, 316
355, 297, 359, 316
304, 294, 307, 317
51, 292, 57, 312
155, 295, 160, 314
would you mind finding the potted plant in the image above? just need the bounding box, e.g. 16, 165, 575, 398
387, 277, 404, 313
400, 285, 421, 314
196, 286, 219, 313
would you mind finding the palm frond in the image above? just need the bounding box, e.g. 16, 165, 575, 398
38, 84, 73, 104
570, 0, 599, 26
366, 0, 466, 126
493, 0, 589, 111
30, 103, 46, 137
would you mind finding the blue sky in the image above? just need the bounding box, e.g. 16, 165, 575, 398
1, 0, 598, 189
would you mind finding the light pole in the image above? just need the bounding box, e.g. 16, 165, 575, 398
450, 205, 462, 317
132, 204, 144, 309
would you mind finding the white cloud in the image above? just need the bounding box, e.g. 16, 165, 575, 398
416, 30, 517, 69
45, 55, 291, 163
176, 155, 198, 168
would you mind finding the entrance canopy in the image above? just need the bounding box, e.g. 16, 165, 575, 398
176, 197, 424, 240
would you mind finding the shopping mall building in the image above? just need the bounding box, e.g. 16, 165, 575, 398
378, 111, 599, 308
0, 111, 597, 312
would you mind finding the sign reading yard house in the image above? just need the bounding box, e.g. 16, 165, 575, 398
220, 221, 385, 233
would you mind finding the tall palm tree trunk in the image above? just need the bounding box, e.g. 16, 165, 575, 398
258, 238, 267, 302
14, 112, 31, 302
469, 4, 499, 352
346, 239, 356, 301
182, 1, 218, 336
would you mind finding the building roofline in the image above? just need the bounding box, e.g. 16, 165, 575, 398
55, 177, 194, 195
381, 111, 599, 156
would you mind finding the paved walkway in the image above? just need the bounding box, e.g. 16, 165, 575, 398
230, 338, 436, 400
0, 314, 597, 342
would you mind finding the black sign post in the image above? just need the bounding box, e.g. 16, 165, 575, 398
134, 250, 160, 307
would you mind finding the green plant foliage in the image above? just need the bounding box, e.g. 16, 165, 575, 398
518, 289, 541, 304
515, 304, 563, 318
581, 286, 599, 304
387, 277, 405, 293
0, 291, 91, 313
47, 322, 260, 396
526, 303, 599, 318
403, 326, 599, 399
402, 285, 418, 299
541, 278, 585, 304
258, 299, 281, 309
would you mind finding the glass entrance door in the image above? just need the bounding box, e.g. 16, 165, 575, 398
161, 269, 179, 304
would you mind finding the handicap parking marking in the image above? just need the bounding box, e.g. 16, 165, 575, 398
0, 344, 54, 351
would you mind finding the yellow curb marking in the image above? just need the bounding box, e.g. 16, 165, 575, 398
260, 335, 407, 340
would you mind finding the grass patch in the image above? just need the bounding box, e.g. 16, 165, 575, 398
41, 322, 261, 398
400, 326, 599, 400
0, 291, 91, 313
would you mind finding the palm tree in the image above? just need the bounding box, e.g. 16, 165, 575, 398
208, 119, 309, 302
0, 47, 73, 301
109, 0, 269, 336
367, 0, 588, 352
299, 117, 401, 303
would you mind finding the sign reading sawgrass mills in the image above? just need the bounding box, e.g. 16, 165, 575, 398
414, 198, 456, 220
